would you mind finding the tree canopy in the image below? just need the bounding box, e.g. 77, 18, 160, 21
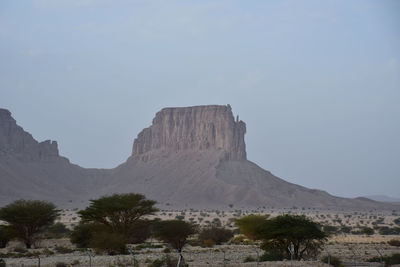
0, 200, 59, 248
78, 193, 158, 236
257, 214, 327, 260
74, 193, 158, 252
235, 214, 269, 240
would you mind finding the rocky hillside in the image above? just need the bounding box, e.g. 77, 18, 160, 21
0, 109, 61, 162
0, 106, 398, 210
0, 108, 109, 207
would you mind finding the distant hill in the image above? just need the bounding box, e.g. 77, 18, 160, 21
364, 195, 400, 203
1, 106, 399, 211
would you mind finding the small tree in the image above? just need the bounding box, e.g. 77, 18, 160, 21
0, 200, 59, 248
153, 220, 195, 266
257, 214, 327, 260
235, 214, 269, 240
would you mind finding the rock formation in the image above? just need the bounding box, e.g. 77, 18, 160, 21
0, 105, 399, 211
0, 109, 60, 162
132, 105, 246, 161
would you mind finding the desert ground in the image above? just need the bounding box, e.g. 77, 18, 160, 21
1, 208, 400, 267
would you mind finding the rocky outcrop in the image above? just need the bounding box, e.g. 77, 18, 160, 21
0, 108, 60, 161
1, 105, 399, 211
132, 105, 246, 161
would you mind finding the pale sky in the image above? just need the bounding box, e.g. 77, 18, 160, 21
1, 0, 399, 199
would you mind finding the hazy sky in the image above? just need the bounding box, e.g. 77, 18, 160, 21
1, 0, 399, 199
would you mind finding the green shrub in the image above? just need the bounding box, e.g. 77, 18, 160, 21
340, 226, 351, 234
244, 255, 256, 262
54, 246, 75, 254
259, 250, 284, 261
361, 227, 374, 235
89, 231, 127, 255
0, 259, 5, 267
198, 226, 233, 246
70, 223, 96, 248
384, 253, 400, 266
321, 255, 342, 267
43, 222, 71, 239
377, 226, 400, 235
368, 253, 400, 266
202, 239, 215, 247
323, 225, 338, 235
148, 254, 179, 267
388, 239, 400, 247
13, 247, 27, 253
0, 226, 11, 248
126, 220, 152, 244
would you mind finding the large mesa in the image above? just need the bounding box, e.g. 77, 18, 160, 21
131, 105, 246, 161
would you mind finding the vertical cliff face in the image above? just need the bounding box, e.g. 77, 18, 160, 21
0, 108, 60, 161
132, 105, 246, 160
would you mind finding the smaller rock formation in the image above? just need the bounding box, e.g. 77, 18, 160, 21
0, 108, 60, 161
131, 105, 246, 161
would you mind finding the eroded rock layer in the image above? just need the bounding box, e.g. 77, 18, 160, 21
132, 105, 246, 161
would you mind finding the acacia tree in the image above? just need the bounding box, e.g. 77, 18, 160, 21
0, 200, 59, 248
257, 214, 327, 260
78, 193, 158, 243
153, 220, 196, 266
